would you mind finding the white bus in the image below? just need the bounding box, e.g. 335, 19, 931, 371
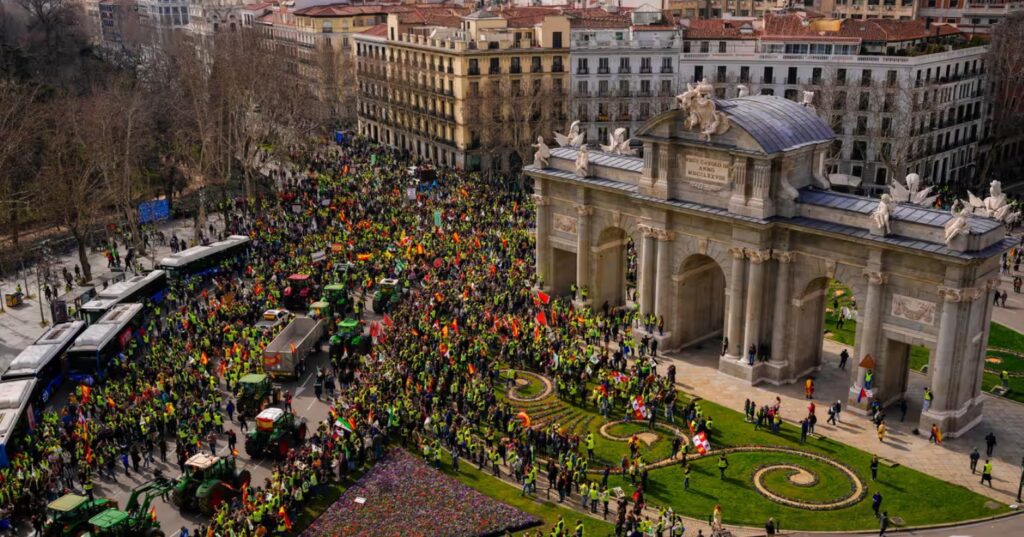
3, 320, 87, 405
158, 235, 250, 280
80, 270, 167, 323
66, 303, 145, 384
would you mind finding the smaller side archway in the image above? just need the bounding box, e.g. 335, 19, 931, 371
593, 226, 631, 308
674, 254, 727, 348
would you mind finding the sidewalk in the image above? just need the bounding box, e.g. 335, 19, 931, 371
0, 216, 223, 370
657, 343, 1024, 506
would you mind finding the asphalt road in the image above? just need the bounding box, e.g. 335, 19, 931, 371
77, 344, 337, 536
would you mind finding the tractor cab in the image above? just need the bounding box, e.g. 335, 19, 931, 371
371, 278, 402, 314
330, 318, 370, 360
172, 454, 250, 515
322, 283, 350, 317
283, 273, 312, 311
44, 494, 115, 537
86, 509, 130, 536
236, 373, 272, 417
245, 407, 308, 458
308, 301, 329, 320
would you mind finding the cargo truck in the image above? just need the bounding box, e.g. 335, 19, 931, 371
262, 316, 324, 378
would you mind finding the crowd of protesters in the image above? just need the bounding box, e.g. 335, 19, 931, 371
6, 137, 706, 537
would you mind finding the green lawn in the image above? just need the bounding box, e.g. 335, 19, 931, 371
438, 452, 616, 537
987, 322, 1024, 351
613, 394, 1010, 530
514, 372, 547, 399
757, 454, 854, 504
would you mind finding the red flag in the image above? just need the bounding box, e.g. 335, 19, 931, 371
536, 311, 548, 326
536, 291, 550, 305
468, 363, 476, 375
452, 232, 460, 244
383, 314, 394, 327
474, 236, 481, 249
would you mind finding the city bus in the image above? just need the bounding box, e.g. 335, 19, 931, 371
2, 320, 87, 405
80, 270, 167, 324
65, 303, 144, 384
0, 378, 39, 467
157, 235, 250, 281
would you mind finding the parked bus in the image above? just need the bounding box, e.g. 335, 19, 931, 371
158, 235, 250, 281
2, 320, 86, 405
80, 270, 166, 324
65, 303, 144, 384
0, 378, 38, 467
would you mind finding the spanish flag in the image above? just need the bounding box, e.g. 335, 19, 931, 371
279, 506, 292, 531
149, 505, 157, 522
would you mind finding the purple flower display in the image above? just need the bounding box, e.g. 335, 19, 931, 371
302, 450, 540, 537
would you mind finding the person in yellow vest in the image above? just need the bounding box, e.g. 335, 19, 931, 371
981, 459, 993, 486
586, 433, 595, 461
574, 519, 585, 537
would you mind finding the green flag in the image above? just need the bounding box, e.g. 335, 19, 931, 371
433, 210, 442, 227
371, 154, 377, 165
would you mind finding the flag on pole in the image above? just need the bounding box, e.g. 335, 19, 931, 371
468, 363, 476, 375
536, 291, 551, 305
149, 506, 157, 522
692, 431, 710, 455
383, 314, 394, 327
516, 411, 532, 428
857, 387, 871, 403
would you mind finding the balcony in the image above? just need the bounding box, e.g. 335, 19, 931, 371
510, 66, 522, 74
598, 67, 610, 74
619, 67, 631, 74
640, 67, 652, 74
577, 68, 589, 75
468, 68, 480, 76
661, 66, 673, 74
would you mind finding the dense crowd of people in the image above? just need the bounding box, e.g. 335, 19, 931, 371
6, 138, 707, 537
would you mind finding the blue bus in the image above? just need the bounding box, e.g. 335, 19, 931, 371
65, 303, 144, 384
158, 235, 250, 281
80, 270, 166, 324
2, 320, 86, 405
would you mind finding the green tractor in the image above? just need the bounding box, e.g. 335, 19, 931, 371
371, 278, 402, 314
171, 454, 251, 515
245, 407, 308, 458
236, 373, 272, 418
84, 478, 174, 536
329, 318, 370, 359
323, 283, 351, 317
43, 494, 116, 537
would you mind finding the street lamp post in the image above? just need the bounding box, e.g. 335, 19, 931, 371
1017, 455, 1023, 503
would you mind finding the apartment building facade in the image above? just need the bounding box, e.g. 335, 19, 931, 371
680, 13, 987, 192
569, 6, 682, 144
355, 7, 571, 171
918, 0, 1023, 34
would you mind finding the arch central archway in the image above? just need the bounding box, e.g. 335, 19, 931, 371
675, 254, 726, 348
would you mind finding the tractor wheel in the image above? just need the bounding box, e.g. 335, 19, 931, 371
296, 422, 308, 442
244, 437, 259, 457
203, 483, 227, 515
278, 437, 291, 458
146, 527, 166, 537
236, 469, 252, 489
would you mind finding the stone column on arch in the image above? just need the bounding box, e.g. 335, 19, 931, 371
725, 246, 747, 359
728, 156, 748, 212
575, 204, 593, 301
926, 287, 973, 413
742, 249, 771, 364
638, 225, 658, 317
747, 159, 773, 217
533, 194, 552, 291
848, 269, 887, 410
653, 228, 675, 329
769, 251, 796, 371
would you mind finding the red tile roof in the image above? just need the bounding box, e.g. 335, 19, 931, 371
684, 19, 757, 39
360, 23, 389, 37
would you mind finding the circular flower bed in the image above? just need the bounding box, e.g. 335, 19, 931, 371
504, 369, 553, 402
746, 448, 865, 510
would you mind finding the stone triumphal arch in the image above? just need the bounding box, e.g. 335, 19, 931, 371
526, 93, 1011, 437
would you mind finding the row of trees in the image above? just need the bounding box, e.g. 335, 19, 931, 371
0, 2, 349, 280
